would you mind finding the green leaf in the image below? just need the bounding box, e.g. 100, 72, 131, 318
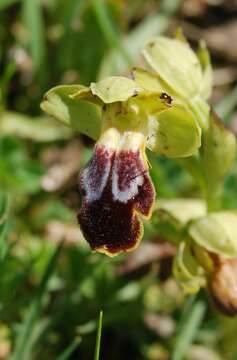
0, 112, 72, 141
153, 104, 201, 157
41, 85, 102, 140
188, 211, 237, 258
0, 137, 44, 193
91, 76, 137, 103
143, 36, 202, 99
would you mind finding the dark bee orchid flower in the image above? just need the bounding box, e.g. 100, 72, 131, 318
73, 77, 171, 255
41, 35, 204, 256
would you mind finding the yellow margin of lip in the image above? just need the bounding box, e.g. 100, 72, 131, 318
92, 217, 144, 257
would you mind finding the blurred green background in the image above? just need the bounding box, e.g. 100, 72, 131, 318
1, 0, 237, 359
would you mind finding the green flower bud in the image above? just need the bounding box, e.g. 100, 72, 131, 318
141, 34, 213, 130
153, 198, 206, 246
189, 211, 237, 258
142, 36, 203, 99
157, 198, 206, 226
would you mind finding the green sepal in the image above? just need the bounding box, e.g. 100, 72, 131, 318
152, 104, 201, 157
197, 40, 213, 100
41, 85, 102, 140
203, 110, 236, 186
188, 96, 210, 130
152, 198, 206, 246
157, 198, 206, 226
189, 211, 237, 258
132, 67, 175, 95
192, 243, 213, 273
90, 76, 138, 103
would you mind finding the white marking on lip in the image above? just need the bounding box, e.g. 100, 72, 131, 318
112, 131, 146, 203
81, 146, 112, 203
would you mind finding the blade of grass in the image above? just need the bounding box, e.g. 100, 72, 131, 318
172, 300, 206, 360
22, 0, 46, 76
176, 294, 197, 332
57, 337, 81, 360
60, 0, 84, 28
94, 311, 103, 360
10, 241, 63, 360
0, 193, 10, 261
0, 192, 9, 224
0, 221, 10, 261
57, 0, 85, 70
91, 0, 132, 66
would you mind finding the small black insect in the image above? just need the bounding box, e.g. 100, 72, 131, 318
160, 92, 172, 105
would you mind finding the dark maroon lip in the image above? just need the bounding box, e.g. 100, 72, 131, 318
78, 143, 155, 256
